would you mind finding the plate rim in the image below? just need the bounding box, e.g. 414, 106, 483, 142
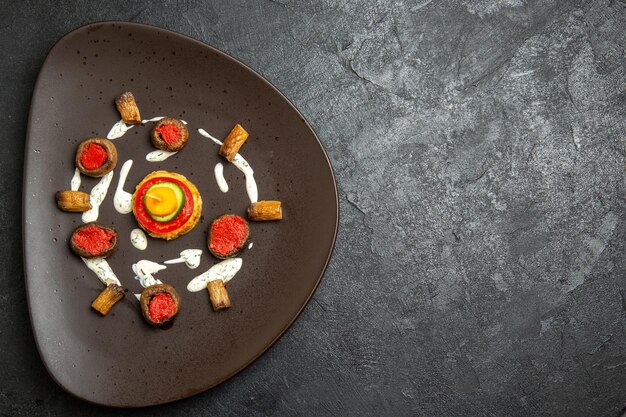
22, 20, 339, 407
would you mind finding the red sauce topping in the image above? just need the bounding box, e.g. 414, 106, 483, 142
210, 215, 248, 255
133, 177, 195, 234
80, 143, 108, 170
71, 225, 115, 256
155, 123, 181, 145
148, 293, 176, 322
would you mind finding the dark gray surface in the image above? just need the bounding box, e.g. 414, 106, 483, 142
1, 0, 625, 415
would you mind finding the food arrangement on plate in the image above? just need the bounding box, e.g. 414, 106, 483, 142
55, 92, 284, 326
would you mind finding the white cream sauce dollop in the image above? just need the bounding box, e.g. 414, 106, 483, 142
132, 260, 165, 300
146, 150, 177, 162
82, 171, 114, 223
132, 260, 165, 288
70, 168, 81, 191
142, 116, 165, 124
107, 119, 134, 139
82, 257, 121, 286
198, 128, 258, 204
164, 249, 202, 269
187, 258, 243, 292
214, 162, 228, 193
142, 116, 187, 125
130, 228, 147, 250
233, 154, 258, 203
113, 159, 133, 214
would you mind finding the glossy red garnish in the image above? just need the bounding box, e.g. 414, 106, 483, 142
133, 177, 194, 234
71, 225, 115, 256
148, 293, 176, 322
155, 123, 181, 145
210, 215, 248, 255
80, 143, 108, 170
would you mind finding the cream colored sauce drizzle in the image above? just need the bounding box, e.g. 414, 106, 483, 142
141, 116, 187, 125
82, 171, 114, 223
132, 260, 165, 301
187, 258, 243, 292
214, 162, 228, 192
198, 128, 258, 203
164, 249, 202, 269
107, 119, 134, 139
70, 168, 81, 191
113, 159, 133, 214
233, 154, 258, 203
197, 128, 222, 146
130, 228, 147, 250
82, 257, 121, 286
248, 242, 253, 249
132, 260, 165, 288
146, 150, 177, 162
141, 116, 165, 124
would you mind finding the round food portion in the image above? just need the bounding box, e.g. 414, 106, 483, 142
143, 182, 185, 221
75, 137, 117, 177
70, 222, 118, 258
150, 117, 189, 152
132, 171, 202, 240
140, 284, 181, 326
208, 214, 250, 259
80, 143, 108, 170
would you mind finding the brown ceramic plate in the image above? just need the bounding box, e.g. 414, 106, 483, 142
23, 22, 337, 407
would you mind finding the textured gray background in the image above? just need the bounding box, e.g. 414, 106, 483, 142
1, 0, 625, 416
